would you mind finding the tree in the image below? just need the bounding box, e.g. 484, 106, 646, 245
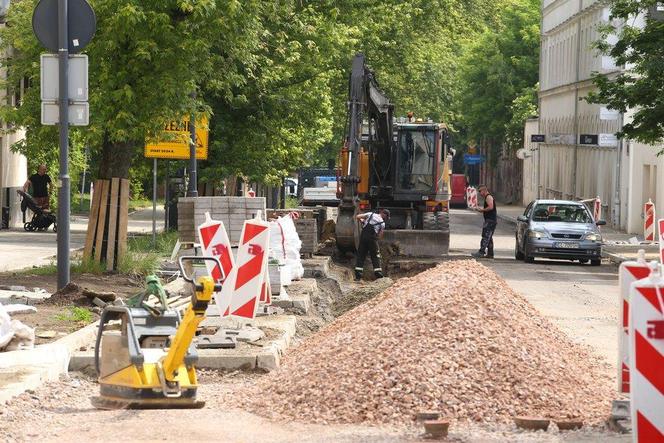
454, 0, 540, 164
587, 0, 664, 144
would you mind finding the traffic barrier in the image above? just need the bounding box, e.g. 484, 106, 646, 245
197, 213, 235, 316
629, 261, 664, 442
644, 199, 656, 242
618, 250, 650, 394
229, 215, 270, 319
466, 187, 478, 208
659, 219, 664, 264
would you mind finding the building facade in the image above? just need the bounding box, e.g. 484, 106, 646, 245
530, 0, 663, 233
0, 16, 28, 229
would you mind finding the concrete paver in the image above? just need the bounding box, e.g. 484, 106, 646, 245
0, 207, 165, 272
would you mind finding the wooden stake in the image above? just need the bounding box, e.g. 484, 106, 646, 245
83, 179, 102, 259
106, 178, 120, 271
94, 180, 109, 262
117, 178, 130, 262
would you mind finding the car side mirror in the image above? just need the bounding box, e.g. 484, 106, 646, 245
596, 220, 607, 226
517, 215, 528, 222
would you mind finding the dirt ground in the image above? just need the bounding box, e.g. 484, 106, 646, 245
0, 271, 143, 344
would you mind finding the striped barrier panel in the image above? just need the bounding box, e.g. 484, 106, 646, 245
618, 250, 650, 393
629, 262, 664, 442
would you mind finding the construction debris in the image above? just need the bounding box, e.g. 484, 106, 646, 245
0, 303, 35, 351
240, 260, 614, 426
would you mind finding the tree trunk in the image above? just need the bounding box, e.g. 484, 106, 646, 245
84, 138, 137, 269
98, 138, 136, 179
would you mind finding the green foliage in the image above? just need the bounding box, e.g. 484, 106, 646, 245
1, 0, 538, 186
55, 306, 93, 324
505, 84, 539, 152
455, 0, 540, 160
118, 230, 179, 276
587, 0, 664, 144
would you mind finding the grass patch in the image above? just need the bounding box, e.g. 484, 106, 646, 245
55, 306, 93, 324
71, 193, 163, 216
10, 231, 178, 278
118, 230, 179, 276
285, 195, 299, 209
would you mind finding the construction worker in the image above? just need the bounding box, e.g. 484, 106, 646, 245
354, 208, 390, 280
471, 184, 497, 259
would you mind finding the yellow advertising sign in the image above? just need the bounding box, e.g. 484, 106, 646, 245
145, 116, 209, 160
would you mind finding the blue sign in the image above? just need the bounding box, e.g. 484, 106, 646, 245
464, 154, 484, 165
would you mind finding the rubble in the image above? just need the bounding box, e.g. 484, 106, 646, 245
240, 260, 615, 426
0, 303, 35, 352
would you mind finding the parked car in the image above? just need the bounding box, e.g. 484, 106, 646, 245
515, 199, 606, 265
450, 174, 468, 208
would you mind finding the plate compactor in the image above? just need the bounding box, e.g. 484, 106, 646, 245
91, 256, 222, 409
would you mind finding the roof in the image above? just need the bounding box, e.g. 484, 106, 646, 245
531, 199, 586, 206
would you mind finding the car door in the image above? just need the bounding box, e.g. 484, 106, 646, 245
516, 202, 534, 247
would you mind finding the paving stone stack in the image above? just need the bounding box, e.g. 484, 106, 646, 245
293, 218, 318, 256
177, 197, 266, 243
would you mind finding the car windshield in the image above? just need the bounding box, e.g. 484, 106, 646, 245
532, 204, 592, 223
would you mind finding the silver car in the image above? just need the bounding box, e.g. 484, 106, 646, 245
515, 200, 606, 265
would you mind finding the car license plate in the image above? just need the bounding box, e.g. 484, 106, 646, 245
555, 242, 579, 249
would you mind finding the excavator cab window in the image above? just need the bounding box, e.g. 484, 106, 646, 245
398, 128, 436, 192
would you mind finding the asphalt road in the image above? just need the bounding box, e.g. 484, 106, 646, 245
449, 208, 620, 375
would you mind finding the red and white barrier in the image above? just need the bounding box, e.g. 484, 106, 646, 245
629, 262, 664, 442
198, 213, 235, 316
466, 187, 478, 209
659, 219, 664, 264
645, 199, 656, 242
228, 216, 270, 319
618, 250, 650, 394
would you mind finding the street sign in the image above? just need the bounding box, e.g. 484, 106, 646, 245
599, 133, 619, 147
41, 54, 88, 101
463, 154, 484, 165
580, 134, 599, 145
32, 0, 96, 53
145, 117, 209, 160
531, 134, 545, 143
41, 102, 89, 125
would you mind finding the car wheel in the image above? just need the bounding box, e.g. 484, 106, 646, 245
579, 259, 589, 264
591, 259, 601, 266
514, 238, 524, 260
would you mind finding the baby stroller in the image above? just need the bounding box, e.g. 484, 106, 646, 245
17, 190, 57, 232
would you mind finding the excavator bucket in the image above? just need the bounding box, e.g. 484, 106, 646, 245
380, 229, 450, 257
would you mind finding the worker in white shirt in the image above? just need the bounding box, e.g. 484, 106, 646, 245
354, 208, 390, 281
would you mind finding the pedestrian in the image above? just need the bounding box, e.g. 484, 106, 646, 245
23, 164, 52, 210
354, 208, 390, 281
471, 184, 497, 259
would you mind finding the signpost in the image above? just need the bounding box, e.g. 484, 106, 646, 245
144, 116, 209, 241
33, 0, 96, 290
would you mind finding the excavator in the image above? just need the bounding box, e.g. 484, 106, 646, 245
336, 53, 452, 257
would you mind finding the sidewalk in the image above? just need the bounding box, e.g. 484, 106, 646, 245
0, 207, 165, 272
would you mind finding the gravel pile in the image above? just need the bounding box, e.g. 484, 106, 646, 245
242, 260, 614, 425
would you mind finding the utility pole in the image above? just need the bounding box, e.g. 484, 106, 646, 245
187, 114, 197, 197
57, 0, 70, 289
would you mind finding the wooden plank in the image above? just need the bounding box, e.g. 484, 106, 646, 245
117, 178, 130, 262
83, 179, 102, 259
105, 178, 120, 271
94, 180, 110, 262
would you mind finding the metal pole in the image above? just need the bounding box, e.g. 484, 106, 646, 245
152, 158, 157, 245
57, 0, 70, 290
80, 145, 88, 211
187, 115, 198, 197
164, 160, 169, 231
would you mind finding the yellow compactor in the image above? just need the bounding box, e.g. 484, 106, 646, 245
92, 256, 222, 409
